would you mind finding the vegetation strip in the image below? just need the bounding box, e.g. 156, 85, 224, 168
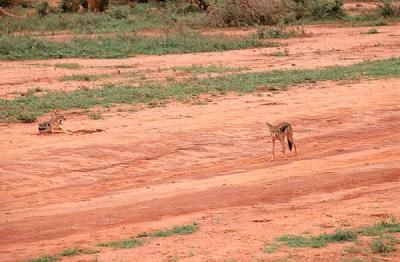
25, 223, 198, 261
0, 34, 277, 60
1, 57, 399, 123
98, 223, 199, 248
265, 218, 400, 256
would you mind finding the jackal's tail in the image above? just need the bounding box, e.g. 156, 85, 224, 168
287, 125, 293, 151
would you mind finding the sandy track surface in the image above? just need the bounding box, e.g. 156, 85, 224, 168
1, 24, 400, 98
1, 73, 399, 261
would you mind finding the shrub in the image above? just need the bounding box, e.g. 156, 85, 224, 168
305, 0, 344, 19
59, 0, 82, 12
377, 0, 398, 17
34, 1, 49, 17
207, 0, 287, 27
0, 0, 13, 7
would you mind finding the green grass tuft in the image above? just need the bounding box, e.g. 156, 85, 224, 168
370, 237, 396, 255
58, 248, 80, 256
26, 255, 58, 262
356, 218, 400, 236
61, 73, 108, 81
264, 243, 280, 253
276, 229, 357, 248
98, 237, 144, 249
173, 65, 249, 73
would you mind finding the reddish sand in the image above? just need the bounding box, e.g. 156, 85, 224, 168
0, 23, 399, 262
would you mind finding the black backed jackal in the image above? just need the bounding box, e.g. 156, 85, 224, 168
38, 110, 66, 134
266, 121, 297, 160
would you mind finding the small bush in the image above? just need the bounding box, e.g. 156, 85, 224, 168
370, 237, 396, 255
257, 23, 305, 38
0, 0, 13, 7
34, 1, 49, 17
110, 6, 129, 19
207, 0, 286, 27
377, 0, 399, 17
305, 0, 344, 19
59, 0, 82, 13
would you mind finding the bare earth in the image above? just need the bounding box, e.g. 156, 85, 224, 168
0, 24, 399, 262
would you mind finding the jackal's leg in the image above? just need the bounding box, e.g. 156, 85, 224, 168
271, 137, 276, 160
279, 137, 287, 159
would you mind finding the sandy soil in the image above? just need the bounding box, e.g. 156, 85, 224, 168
0, 23, 399, 262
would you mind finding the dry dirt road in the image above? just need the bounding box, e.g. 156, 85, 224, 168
0, 24, 399, 262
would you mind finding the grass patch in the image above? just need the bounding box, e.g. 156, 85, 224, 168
26, 248, 81, 262
370, 236, 397, 255
356, 217, 400, 236
98, 223, 199, 249
137, 223, 199, 238
61, 74, 109, 81
89, 112, 103, 120
257, 24, 306, 39
365, 28, 379, 34
1, 57, 399, 123
98, 237, 144, 249
173, 65, 249, 73
271, 50, 289, 57
341, 259, 366, 262
276, 229, 357, 248
0, 33, 278, 60
55, 63, 80, 69
26, 255, 58, 262
264, 243, 280, 253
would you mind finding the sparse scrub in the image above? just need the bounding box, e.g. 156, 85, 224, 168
1, 58, 399, 123
264, 243, 280, 253
98, 237, 144, 248
0, 34, 277, 60
370, 237, 396, 255
26, 255, 58, 262
173, 65, 249, 73
55, 63, 80, 69
34, 1, 50, 17
98, 223, 198, 249
16, 111, 38, 123
366, 28, 379, 34
89, 112, 102, 120
257, 23, 306, 39
377, 0, 399, 17
61, 73, 108, 81
276, 229, 357, 248
271, 49, 288, 57
356, 217, 400, 236
207, 0, 287, 27
305, 0, 345, 20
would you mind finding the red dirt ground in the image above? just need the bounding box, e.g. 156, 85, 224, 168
0, 24, 399, 262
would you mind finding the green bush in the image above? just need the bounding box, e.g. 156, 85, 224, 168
207, 0, 287, 27
305, 0, 344, 20
377, 0, 398, 17
34, 1, 50, 17
59, 0, 82, 12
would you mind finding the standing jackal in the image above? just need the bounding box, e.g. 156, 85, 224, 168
266, 121, 297, 159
